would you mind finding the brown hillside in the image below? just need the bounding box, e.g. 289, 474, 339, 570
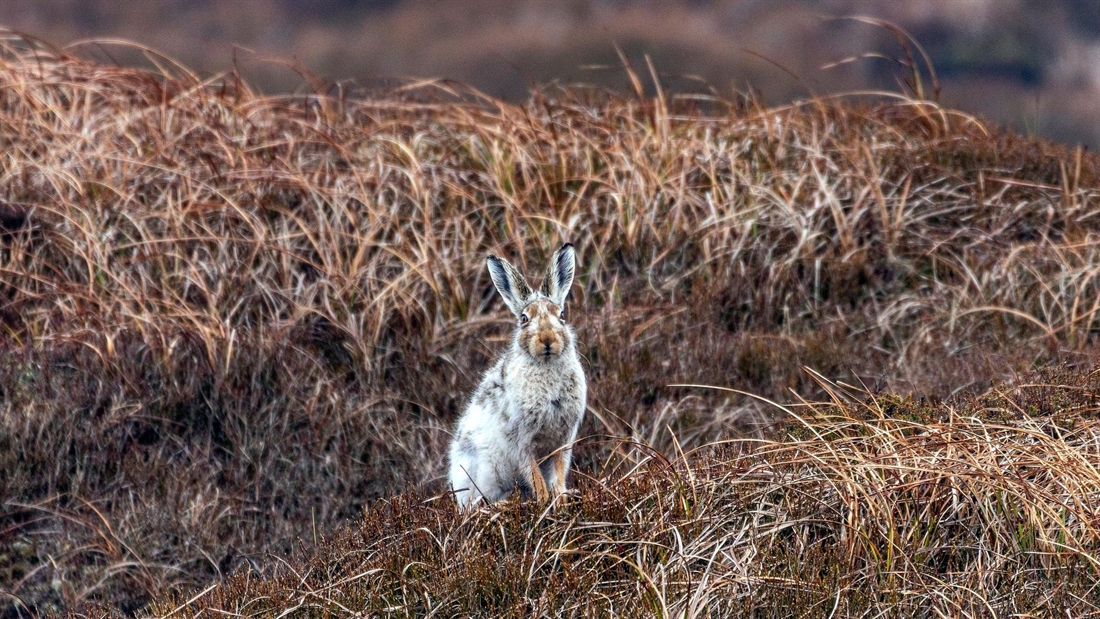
0, 34, 1099, 614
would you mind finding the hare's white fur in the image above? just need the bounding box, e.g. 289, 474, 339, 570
449, 243, 586, 509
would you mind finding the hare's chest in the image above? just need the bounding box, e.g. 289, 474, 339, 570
506, 363, 583, 444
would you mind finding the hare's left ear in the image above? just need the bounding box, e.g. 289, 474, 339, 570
540, 243, 575, 306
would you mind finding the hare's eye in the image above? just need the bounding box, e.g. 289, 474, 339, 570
520, 313, 530, 325
559, 310, 566, 321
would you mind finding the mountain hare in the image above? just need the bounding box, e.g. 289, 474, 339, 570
449, 243, 586, 509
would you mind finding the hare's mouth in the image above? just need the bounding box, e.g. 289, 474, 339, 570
526, 332, 562, 358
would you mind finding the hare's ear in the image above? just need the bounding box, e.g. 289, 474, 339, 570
540, 243, 576, 306
487, 255, 532, 317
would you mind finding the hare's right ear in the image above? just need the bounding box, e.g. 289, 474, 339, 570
540, 243, 576, 306
487, 255, 532, 317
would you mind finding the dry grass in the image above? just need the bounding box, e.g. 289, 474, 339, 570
0, 31, 1099, 615
153, 367, 1100, 618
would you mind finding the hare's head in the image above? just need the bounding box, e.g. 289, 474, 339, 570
487, 243, 577, 360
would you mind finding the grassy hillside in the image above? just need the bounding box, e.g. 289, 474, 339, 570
1, 33, 1099, 615
153, 371, 1100, 617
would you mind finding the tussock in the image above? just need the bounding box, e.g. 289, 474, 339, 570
1, 31, 1099, 614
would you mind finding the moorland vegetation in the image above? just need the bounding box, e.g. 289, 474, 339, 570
1, 32, 1099, 616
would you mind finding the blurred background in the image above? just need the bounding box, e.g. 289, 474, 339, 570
2, 0, 1099, 148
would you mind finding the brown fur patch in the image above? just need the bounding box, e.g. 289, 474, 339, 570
519, 299, 565, 358
551, 452, 567, 495
528, 455, 549, 502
